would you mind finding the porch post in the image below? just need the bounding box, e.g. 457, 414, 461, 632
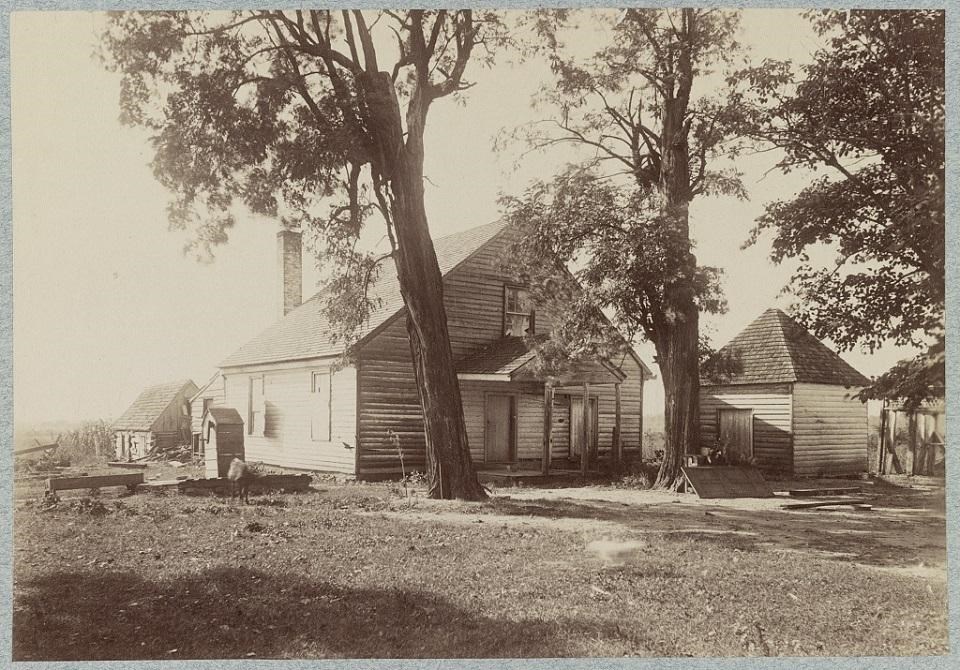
542, 383, 554, 476
613, 382, 622, 467
581, 382, 590, 476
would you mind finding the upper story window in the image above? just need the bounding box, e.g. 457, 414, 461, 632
503, 286, 534, 337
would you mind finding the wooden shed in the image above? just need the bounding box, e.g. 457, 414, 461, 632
699, 309, 871, 477
203, 407, 245, 478
113, 379, 198, 460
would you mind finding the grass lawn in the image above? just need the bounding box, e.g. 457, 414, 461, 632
12, 473, 949, 660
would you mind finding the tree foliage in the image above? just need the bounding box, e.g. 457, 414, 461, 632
101, 10, 502, 340
101, 10, 506, 499
501, 9, 746, 487
736, 10, 945, 404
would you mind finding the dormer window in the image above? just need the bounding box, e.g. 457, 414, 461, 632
504, 286, 534, 336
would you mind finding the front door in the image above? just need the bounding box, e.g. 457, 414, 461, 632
569, 396, 599, 458
718, 408, 753, 463
485, 394, 515, 463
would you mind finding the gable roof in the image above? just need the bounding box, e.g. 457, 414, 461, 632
113, 379, 198, 431
190, 371, 222, 403
705, 308, 870, 388
220, 220, 510, 368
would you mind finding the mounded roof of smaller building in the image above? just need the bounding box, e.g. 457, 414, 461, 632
705, 308, 870, 388
204, 407, 244, 425
113, 379, 198, 431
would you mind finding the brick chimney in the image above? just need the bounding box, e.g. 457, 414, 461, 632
277, 228, 302, 318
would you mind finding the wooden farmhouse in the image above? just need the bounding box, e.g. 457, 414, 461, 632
217, 221, 654, 479
113, 379, 198, 460
699, 308, 871, 477
189, 371, 225, 457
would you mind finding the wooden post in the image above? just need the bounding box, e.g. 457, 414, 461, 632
542, 383, 554, 476
581, 382, 590, 476
639, 376, 644, 459
613, 383, 622, 468
888, 410, 903, 474
909, 411, 918, 475
877, 403, 887, 475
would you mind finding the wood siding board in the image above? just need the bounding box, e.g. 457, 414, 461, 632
699, 384, 792, 472
790, 383, 868, 475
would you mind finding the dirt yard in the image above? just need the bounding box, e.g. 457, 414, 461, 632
12, 469, 949, 660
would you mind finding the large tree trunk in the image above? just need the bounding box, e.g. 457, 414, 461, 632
361, 71, 486, 500
651, 11, 701, 489
654, 312, 700, 489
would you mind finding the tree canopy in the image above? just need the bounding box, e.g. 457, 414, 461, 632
101, 10, 506, 499
735, 9, 945, 405
501, 8, 747, 487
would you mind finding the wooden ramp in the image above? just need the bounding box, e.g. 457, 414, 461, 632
681, 466, 774, 499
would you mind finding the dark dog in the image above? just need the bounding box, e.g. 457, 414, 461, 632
227, 458, 255, 503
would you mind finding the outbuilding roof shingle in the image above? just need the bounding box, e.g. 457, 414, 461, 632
113, 379, 197, 431
705, 308, 870, 387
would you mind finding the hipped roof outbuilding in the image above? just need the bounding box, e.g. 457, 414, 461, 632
705, 308, 870, 388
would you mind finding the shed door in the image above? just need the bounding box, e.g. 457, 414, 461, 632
569, 397, 599, 457
718, 409, 753, 463
485, 395, 515, 463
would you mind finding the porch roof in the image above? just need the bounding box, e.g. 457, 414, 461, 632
456, 336, 625, 384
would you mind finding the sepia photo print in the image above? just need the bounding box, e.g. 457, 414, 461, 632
7, 5, 950, 662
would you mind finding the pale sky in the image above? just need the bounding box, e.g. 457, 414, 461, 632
11, 10, 920, 424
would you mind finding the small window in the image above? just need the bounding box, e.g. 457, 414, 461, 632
311, 371, 332, 442
503, 286, 534, 336
248, 376, 265, 436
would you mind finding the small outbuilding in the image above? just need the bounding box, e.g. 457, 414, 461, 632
113, 379, 198, 460
202, 407, 245, 478
699, 308, 870, 477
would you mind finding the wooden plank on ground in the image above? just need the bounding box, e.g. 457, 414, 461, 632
681, 466, 774, 499
787, 487, 862, 497
107, 461, 148, 469
48, 473, 144, 491
178, 474, 312, 494
781, 499, 871, 510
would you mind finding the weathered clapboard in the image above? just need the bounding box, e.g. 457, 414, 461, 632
47, 473, 145, 492
681, 466, 774, 499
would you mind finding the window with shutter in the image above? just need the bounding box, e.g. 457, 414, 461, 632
311, 371, 332, 441
248, 376, 265, 436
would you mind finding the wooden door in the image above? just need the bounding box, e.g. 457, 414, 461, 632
485, 394, 515, 463
569, 397, 599, 457
718, 408, 753, 463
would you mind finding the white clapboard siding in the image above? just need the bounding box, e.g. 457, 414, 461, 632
190, 375, 225, 434
699, 383, 793, 472
223, 360, 357, 474
792, 383, 867, 476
